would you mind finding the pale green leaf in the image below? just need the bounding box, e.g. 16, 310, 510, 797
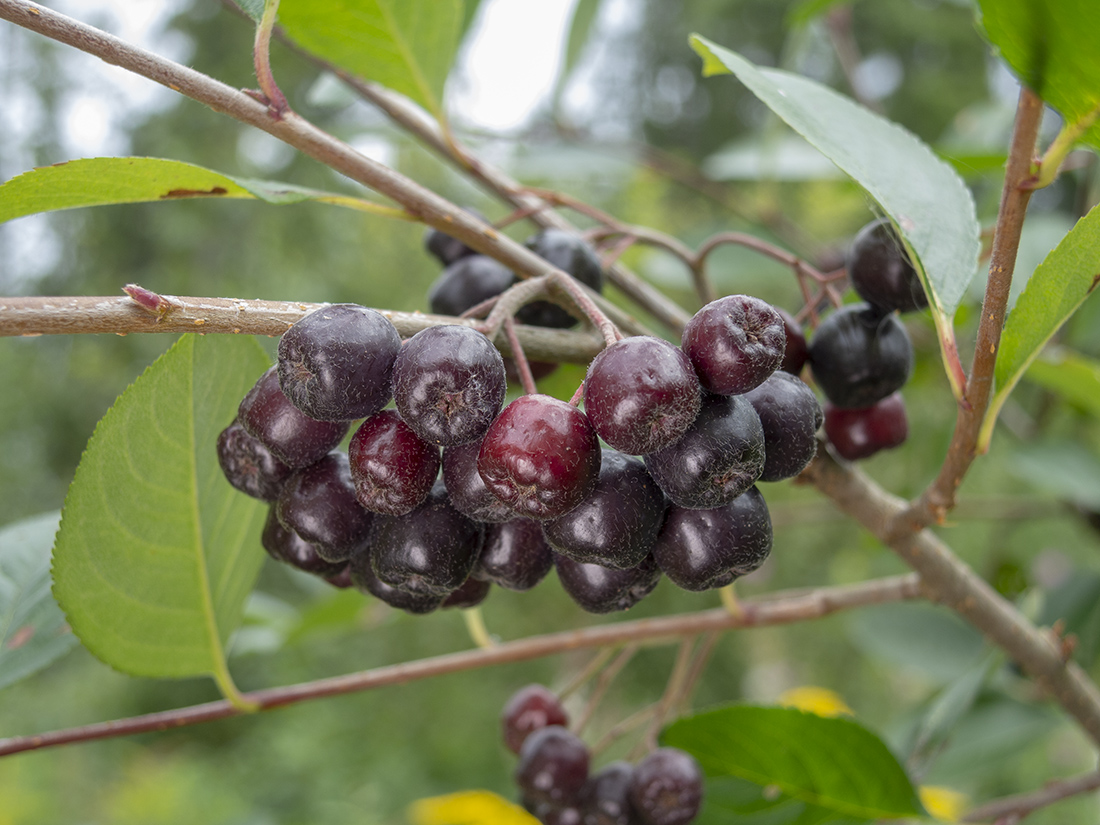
564, 0, 600, 80
663, 705, 924, 820
0, 512, 77, 690
1024, 349, 1100, 420
52, 335, 270, 685
278, 0, 463, 119
689, 36, 980, 319
234, 0, 265, 23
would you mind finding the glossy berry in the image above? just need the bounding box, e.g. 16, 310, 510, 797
515, 725, 591, 807
742, 372, 822, 482
275, 452, 373, 563
478, 395, 601, 520
277, 304, 401, 421
260, 506, 347, 578
428, 255, 514, 317
239, 367, 349, 469
502, 684, 570, 755
629, 748, 704, 825
392, 325, 507, 446
580, 761, 638, 825
681, 295, 786, 395
475, 518, 554, 591
808, 303, 913, 409
217, 420, 293, 501
348, 552, 444, 614
848, 217, 927, 314
555, 553, 661, 614
584, 336, 702, 455
644, 394, 765, 510
441, 575, 491, 609
517, 229, 604, 329
824, 391, 908, 460
542, 450, 666, 570
424, 207, 487, 266
442, 440, 516, 523
654, 487, 772, 591
348, 410, 440, 516
370, 480, 484, 597
776, 307, 810, 375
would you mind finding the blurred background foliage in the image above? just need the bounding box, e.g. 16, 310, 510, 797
1, 0, 1100, 822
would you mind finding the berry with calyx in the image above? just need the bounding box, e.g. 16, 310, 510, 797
808, 303, 913, 409
275, 452, 373, 563
478, 395, 601, 520
475, 518, 554, 591
848, 217, 927, 314
217, 420, 293, 501
824, 391, 908, 460
555, 553, 661, 614
261, 506, 347, 578
442, 439, 516, 524
583, 336, 702, 455
542, 450, 666, 570
629, 748, 704, 825
515, 725, 591, 807
428, 255, 514, 317
681, 295, 786, 396
348, 410, 440, 516
369, 480, 484, 597
653, 486, 772, 591
580, 761, 638, 825
644, 393, 764, 510
239, 367, 349, 468
776, 307, 809, 375
392, 325, 507, 447
742, 372, 822, 482
517, 229, 604, 329
502, 684, 570, 755
424, 207, 487, 266
277, 304, 401, 422
348, 552, 444, 614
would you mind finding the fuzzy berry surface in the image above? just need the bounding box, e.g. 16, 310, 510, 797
681, 294, 786, 395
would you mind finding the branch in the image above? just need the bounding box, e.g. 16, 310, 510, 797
0, 574, 921, 758
963, 770, 1100, 823
804, 446, 1100, 747
0, 294, 605, 364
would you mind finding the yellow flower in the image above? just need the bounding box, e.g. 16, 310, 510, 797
408, 790, 539, 825
919, 785, 969, 823
778, 686, 853, 718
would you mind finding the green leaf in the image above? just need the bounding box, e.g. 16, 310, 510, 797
1008, 440, 1100, 509
1024, 349, 1100, 420
0, 512, 77, 690
52, 335, 270, 696
978, 0, 1100, 149
0, 157, 397, 224
278, 0, 462, 119
689, 36, 979, 319
234, 0, 265, 23
663, 705, 924, 821
986, 205, 1100, 442
700, 776, 860, 825
786, 0, 851, 27
907, 656, 996, 766
1039, 571, 1100, 666
564, 0, 600, 81
459, 0, 485, 43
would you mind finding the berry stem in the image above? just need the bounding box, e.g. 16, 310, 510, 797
461, 607, 496, 650
591, 704, 659, 757
557, 647, 618, 701
572, 644, 639, 736
960, 769, 1100, 823
719, 583, 746, 619
638, 637, 696, 756
251, 0, 289, 119
503, 317, 539, 395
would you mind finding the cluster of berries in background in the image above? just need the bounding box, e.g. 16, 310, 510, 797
504, 684, 704, 825
215, 215, 921, 615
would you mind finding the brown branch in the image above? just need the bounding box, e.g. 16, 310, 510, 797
900, 87, 1044, 531
804, 446, 1100, 747
963, 770, 1100, 823
0, 294, 605, 364
0, 574, 921, 758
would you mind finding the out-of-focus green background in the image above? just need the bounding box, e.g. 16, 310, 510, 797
2, 0, 1100, 822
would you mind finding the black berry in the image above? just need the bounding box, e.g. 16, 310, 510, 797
742, 372, 822, 482
808, 303, 913, 409
555, 553, 661, 614
348, 410, 440, 516
629, 748, 704, 825
502, 684, 570, 755
824, 391, 909, 460
217, 419, 293, 501
442, 439, 516, 523
428, 255, 514, 317
275, 452, 373, 563
475, 518, 554, 591
516, 725, 591, 807
848, 217, 928, 314
681, 295, 786, 395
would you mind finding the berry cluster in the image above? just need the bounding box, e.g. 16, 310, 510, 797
810, 218, 921, 461
504, 684, 704, 825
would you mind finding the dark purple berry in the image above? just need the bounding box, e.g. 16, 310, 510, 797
502, 684, 570, 755
325, 566, 354, 589
348, 552, 444, 614
275, 452, 373, 563
542, 451, 666, 570
277, 304, 402, 421
424, 207, 487, 266
476, 518, 554, 591
584, 337, 701, 455
516, 229, 604, 329
654, 487, 772, 591
239, 367, 349, 468
443, 439, 515, 523
429, 255, 514, 317
369, 480, 484, 597
580, 762, 639, 825
516, 726, 591, 807
555, 554, 661, 614
441, 576, 491, 609
261, 506, 347, 578
824, 391, 908, 460
348, 410, 440, 516
392, 325, 507, 446
478, 395, 601, 520
776, 307, 809, 375
848, 217, 928, 314
629, 748, 704, 825
217, 420, 293, 501
681, 295, 786, 395
808, 303, 913, 409
742, 372, 822, 482
644, 394, 764, 510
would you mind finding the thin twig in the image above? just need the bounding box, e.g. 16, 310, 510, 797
503, 317, 538, 396
677, 631, 722, 715
573, 645, 639, 736
639, 637, 696, 755
962, 770, 1100, 823
557, 648, 617, 701
0, 574, 922, 758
